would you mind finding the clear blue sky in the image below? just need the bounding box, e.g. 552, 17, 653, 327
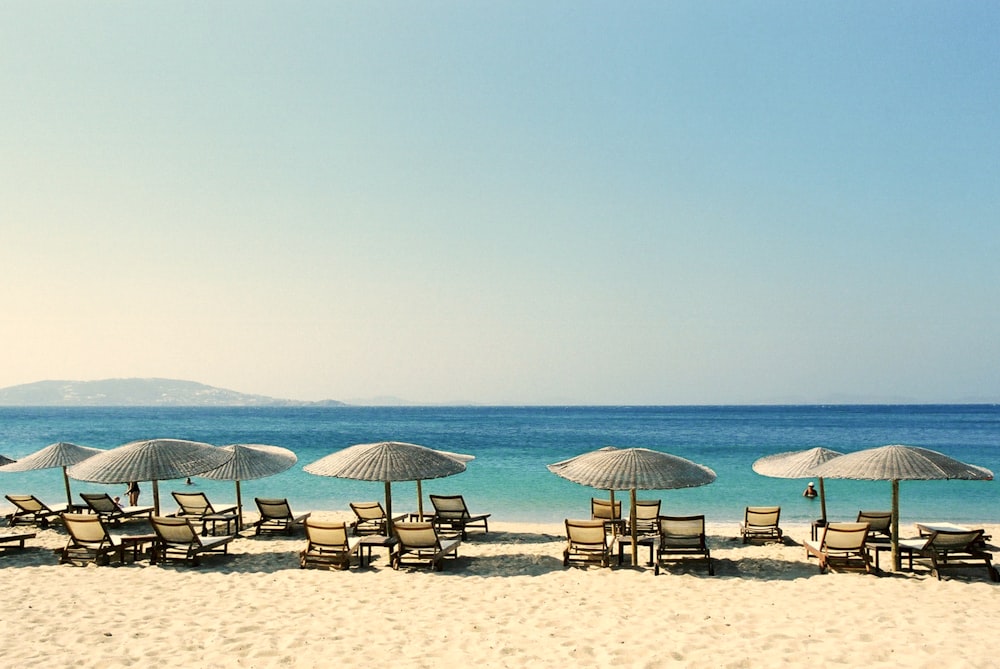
3, 3, 999, 405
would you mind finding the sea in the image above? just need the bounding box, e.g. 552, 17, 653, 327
1, 405, 997, 525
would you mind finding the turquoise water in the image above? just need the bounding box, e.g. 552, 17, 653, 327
0, 405, 997, 524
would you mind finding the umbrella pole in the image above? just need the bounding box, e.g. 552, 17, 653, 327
235, 480, 244, 531
152, 480, 160, 516
62, 465, 73, 508
630, 488, 638, 567
818, 477, 828, 523
417, 480, 424, 520
385, 481, 394, 537
891, 479, 900, 572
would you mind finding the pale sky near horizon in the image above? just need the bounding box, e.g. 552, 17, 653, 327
3, 3, 999, 405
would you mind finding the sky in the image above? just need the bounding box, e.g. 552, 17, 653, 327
2, 2, 999, 405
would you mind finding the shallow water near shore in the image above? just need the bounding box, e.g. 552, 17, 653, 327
1, 404, 997, 525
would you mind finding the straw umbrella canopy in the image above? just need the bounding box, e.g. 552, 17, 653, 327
752, 447, 844, 523
810, 444, 993, 572
304, 441, 471, 531
199, 443, 298, 530
0, 441, 103, 506
67, 438, 233, 515
548, 447, 717, 567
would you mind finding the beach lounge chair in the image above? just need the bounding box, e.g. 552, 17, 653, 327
803, 522, 872, 574
300, 519, 362, 570
740, 506, 783, 544
171, 491, 238, 535
856, 510, 892, 544
253, 497, 310, 536
655, 515, 714, 575
898, 528, 999, 582
5, 494, 71, 528
391, 520, 462, 570
627, 499, 662, 536
0, 530, 36, 551
591, 497, 623, 536
563, 518, 613, 568
591, 497, 622, 521
349, 501, 405, 536
150, 516, 235, 566
429, 494, 491, 539
79, 492, 153, 525
59, 513, 133, 566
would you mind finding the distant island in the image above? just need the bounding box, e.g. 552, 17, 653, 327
0, 378, 346, 407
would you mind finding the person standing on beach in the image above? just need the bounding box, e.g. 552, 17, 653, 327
126, 481, 140, 506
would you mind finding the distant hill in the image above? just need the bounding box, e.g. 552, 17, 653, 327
0, 378, 346, 407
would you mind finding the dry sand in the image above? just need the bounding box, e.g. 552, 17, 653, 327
2, 514, 999, 669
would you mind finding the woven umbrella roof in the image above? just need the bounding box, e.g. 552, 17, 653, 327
810, 444, 993, 481
547, 447, 716, 491
304, 441, 469, 482
0, 441, 102, 472
752, 447, 844, 479
200, 444, 298, 481
0, 441, 104, 507
68, 438, 232, 483
67, 438, 233, 515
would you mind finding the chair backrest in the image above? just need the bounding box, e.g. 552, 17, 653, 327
565, 519, 608, 548
658, 515, 706, 547
394, 521, 440, 549
429, 495, 470, 520
926, 529, 983, 552
633, 499, 661, 521
305, 520, 350, 549
62, 513, 111, 545
350, 501, 386, 522
822, 522, 869, 551
856, 510, 892, 537
151, 516, 200, 545
255, 498, 292, 520
6, 494, 44, 513
744, 506, 780, 528
590, 498, 622, 521
80, 493, 118, 513
172, 491, 214, 516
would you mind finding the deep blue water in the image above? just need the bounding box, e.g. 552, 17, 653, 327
0, 405, 997, 524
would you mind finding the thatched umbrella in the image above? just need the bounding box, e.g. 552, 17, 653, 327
304, 441, 470, 533
752, 447, 844, 524
68, 438, 233, 515
548, 447, 717, 567
0, 441, 103, 506
811, 444, 993, 571
199, 444, 298, 530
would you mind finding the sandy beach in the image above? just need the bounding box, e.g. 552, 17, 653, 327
2, 515, 999, 669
